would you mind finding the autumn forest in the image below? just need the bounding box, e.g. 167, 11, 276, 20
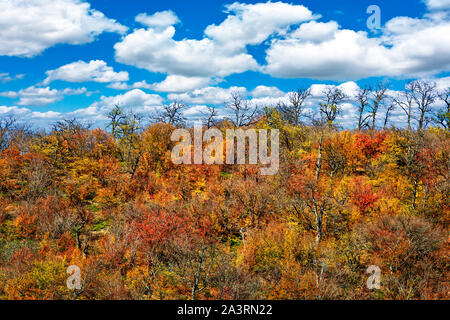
0, 80, 449, 300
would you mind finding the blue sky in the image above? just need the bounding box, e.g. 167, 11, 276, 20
0, 0, 449, 128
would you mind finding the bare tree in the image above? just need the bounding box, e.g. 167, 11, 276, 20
155, 101, 187, 127
5, 122, 33, 152
319, 87, 347, 125
383, 99, 396, 130
226, 92, 258, 127
0, 116, 16, 151
369, 83, 389, 130
394, 84, 415, 131
411, 80, 437, 130
201, 106, 218, 129
52, 118, 91, 135
434, 87, 450, 130
107, 105, 127, 138
278, 88, 311, 126
355, 87, 372, 131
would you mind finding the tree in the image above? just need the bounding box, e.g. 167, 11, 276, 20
107, 105, 127, 138
319, 87, 347, 126
0, 116, 16, 151
278, 88, 311, 126
226, 92, 258, 127
155, 101, 187, 127
394, 83, 415, 131
289, 128, 329, 245
383, 99, 396, 130
369, 83, 389, 130
118, 111, 144, 177
356, 87, 371, 131
411, 80, 437, 130
434, 87, 450, 130
201, 106, 218, 129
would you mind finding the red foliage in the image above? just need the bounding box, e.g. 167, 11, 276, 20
352, 178, 379, 214
354, 131, 387, 159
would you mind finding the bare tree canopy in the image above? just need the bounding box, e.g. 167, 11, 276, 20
369, 82, 389, 130
394, 83, 415, 131
201, 106, 219, 129
0, 116, 17, 151
155, 101, 187, 127
383, 98, 396, 130
435, 87, 450, 130
356, 86, 372, 131
319, 87, 347, 126
278, 88, 311, 126
226, 91, 258, 127
107, 105, 127, 138
411, 80, 437, 130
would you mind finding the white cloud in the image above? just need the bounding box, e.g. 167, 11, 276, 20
168, 84, 287, 111
1, 86, 86, 107
0, 105, 31, 116
114, 26, 258, 78
251, 85, 285, 98
0, 73, 24, 83
107, 80, 153, 90
152, 75, 215, 93
0, 0, 127, 57
168, 86, 247, 105
264, 12, 450, 80
434, 76, 450, 91
309, 82, 359, 98
424, 0, 450, 10
92, 89, 163, 109
0, 91, 18, 98
0, 105, 64, 129
76, 89, 164, 119
204, 2, 317, 50
107, 82, 130, 90
135, 11, 180, 27
288, 21, 338, 43
183, 105, 210, 118
114, 3, 317, 80
132, 81, 153, 90
43, 60, 129, 85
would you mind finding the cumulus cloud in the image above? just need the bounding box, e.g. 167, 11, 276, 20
15, 86, 87, 106
74, 89, 164, 120
0, 73, 24, 83
152, 75, 216, 93
135, 10, 180, 27
0, 91, 19, 98
0, 0, 127, 57
0, 105, 64, 128
288, 21, 339, 43
433, 76, 450, 91
43, 60, 129, 85
0, 105, 33, 117
424, 0, 450, 10
183, 105, 210, 118
114, 26, 258, 78
107, 80, 153, 90
204, 2, 317, 50
251, 85, 285, 98
264, 11, 450, 80
114, 2, 316, 80
91, 89, 163, 109
1, 86, 86, 106
168, 86, 247, 105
